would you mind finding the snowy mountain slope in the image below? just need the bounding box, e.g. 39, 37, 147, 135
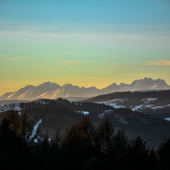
0, 82, 61, 101
5, 85, 35, 100
0, 78, 170, 101
30, 82, 61, 99
0, 92, 14, 101
131, 77, 170, 90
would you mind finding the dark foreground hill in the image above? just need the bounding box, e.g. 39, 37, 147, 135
1, 98, 170, 149
1, 106, 170, 170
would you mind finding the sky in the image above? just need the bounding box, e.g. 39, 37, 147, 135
0, 0, 170, 95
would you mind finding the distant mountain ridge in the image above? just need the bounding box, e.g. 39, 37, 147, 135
0, 77, 170, 101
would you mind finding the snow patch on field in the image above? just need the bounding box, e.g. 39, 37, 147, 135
104, 110, 113, 113
119, 117, 128, 124
98, 110, 113, 119
96, 100, 124, 109
98, 113, 105, 119
145, 105, 154, 108
111, 99, 123, 102
164, 117, 170, 121
132, 105, 143, 111
132, 104, 168, 110
107, 103, 124, 108
14, 103, 21, 111
0, 103, 21, 113
40, 101, 46, 104
142, 98, 157, 102
77, 111, 89, 114
115, 115, 128, 124
0, 106, 10, 112
152, 106, 165, 109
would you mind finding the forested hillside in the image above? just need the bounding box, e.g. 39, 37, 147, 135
1, 98, 170, 149
84, 90, 170, 118
0, 112, 170, 170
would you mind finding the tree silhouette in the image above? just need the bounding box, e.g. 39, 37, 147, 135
0, 118, 25, 169
63, 116, 95, 151
157, 137, 170, 170
97, 115, 114, 153
110, 127, 129, 169
3, 110, 20, 132
127, 136, 150, 170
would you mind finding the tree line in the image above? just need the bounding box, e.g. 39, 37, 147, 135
0, 110, 170, 170
0, 111, 170, 170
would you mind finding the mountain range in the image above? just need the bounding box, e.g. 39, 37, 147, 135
0, 77, 170, 101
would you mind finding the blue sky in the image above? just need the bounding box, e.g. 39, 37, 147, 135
0, 0, 170, 94
1, 0, 170, 24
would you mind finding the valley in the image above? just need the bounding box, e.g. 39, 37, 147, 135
1, 78, 170, 149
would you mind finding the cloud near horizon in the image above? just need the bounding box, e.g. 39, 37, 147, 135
147, 60, 170, 66
109, 60, 170, 68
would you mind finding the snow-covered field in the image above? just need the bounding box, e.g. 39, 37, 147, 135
0, 100, 49, 114
132, 104, 169, 111
95, 98, 170, 112
0, 100, 26, 113
0, 103, 21, 113
95, 98, 170, 124
142, 98, 157, 103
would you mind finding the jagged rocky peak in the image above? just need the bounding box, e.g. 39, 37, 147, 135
107, 83, 117, 87
130, 77, 170, 90
144, 77, 153, 81
132, 77, 167, 85
88, 86, 97, 90
155, 78, 167, 85
101, 83, 117, 90
61, 83, 80, 91
31, 81, 61, 97
40, 81, 52, 86
119, 83, 127, 87
38, 81, 60, 87
141, 77, 154, 85
112, 82, 117, 86
132, 77, 153, 85
62, 83, 75, 88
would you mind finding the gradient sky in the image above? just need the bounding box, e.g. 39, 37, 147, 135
0, 0, 170, 95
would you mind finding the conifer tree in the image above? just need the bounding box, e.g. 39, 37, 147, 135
78, 116, 95, 146
97, 115, 114, 153
157, 137, 170, 170
112, 128, 128, 158
127, 135, 150, 170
